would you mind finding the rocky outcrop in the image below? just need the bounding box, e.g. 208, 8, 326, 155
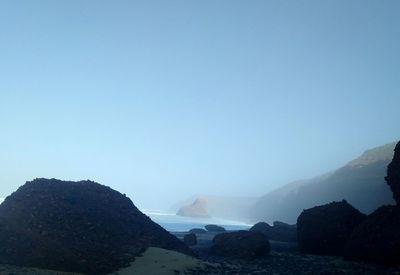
189, 228, 207, 234
386, 142, 400, 204
183, 233, 197, 246
250, 221, 297, 242
177, 198, 209, 218
297, 200, 366, 256
205, 224, 226, 232
344, 205, 400, 265
344, 142, 400, 265
0, 178, 192, 274
211, 231, 270, 259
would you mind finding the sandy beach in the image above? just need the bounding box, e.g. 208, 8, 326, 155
110, 247, 203, 275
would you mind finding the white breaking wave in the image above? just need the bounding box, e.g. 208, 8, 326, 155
142, 209, 176, 216
0, 198, 4, 205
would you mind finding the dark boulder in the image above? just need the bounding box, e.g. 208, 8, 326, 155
344, 205, 400, 265
0, 178, 192, 274
189, 228, 207, 234
386, 141, 400, 205
205, 224, 226, 232
250, 221, 272, 233
297, 200, 366, 256
250, 221, 297, 242
211, 231, 270, 259
183, 233, 197, 246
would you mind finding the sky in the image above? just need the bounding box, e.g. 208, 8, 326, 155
0, 0, 399, 209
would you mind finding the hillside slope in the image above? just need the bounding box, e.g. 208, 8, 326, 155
251, 142, 397, 224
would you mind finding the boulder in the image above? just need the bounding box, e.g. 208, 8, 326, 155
211, 231, 270, 259
385, 141, 400, 204
0, 178, 192, 274
250, 221, 297, 242
183, 233, 197, 246
205, 224, 226, 232
344, 205, 400, 265
189, 228, 207, 234
297, 200, 366, 256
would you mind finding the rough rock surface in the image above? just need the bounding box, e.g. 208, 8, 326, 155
211, 231, 270, 260
205, 224, 226, 232
189, 228, 207, 234
0, 178, 192, 274
297, 200, 366, 256
183, 233, 197, 246
250, 221, 297, 242
344, 206, 400, 265
386, 141, 400, 204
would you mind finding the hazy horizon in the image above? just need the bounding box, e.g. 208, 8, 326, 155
1, 0, 399, 210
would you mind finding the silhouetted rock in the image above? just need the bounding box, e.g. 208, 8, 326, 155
183, 233, 197, 246
0, 178, 192, 274
386, 141, 400, 205
297, 200, 366, 256
177, 198, 209, 218
211, 231, 270, 259
250, 221, 297, 242
344, 205, 400, 265
205, 224, 226, 232
189, 228, 207, 234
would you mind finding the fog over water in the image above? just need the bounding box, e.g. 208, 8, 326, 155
0, 1, 399, 210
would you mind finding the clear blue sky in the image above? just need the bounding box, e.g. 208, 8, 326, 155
0, 0, 399, 209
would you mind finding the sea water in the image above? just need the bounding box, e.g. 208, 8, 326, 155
143, 209, 252, 232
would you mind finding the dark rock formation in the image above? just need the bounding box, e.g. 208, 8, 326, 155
344, 205, 400, 265
177, 198, 209, 218
189, 228, 207, 234
205, 224, 226, 232
211, 231, 270, 259
0, 178, 192, 274
183, 233, 197, 246
250, 222, 272, 234
386, 141, 400, 205
297, 200, 366, 256
250, 221, 297, 242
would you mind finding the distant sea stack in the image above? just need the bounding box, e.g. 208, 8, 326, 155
0, 178, 192, 274
177, 198, 209, 218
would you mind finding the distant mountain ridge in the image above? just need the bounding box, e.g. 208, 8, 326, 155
251, 142, 397, 224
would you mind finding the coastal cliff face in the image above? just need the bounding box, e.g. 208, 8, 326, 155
177, 198, 209, 218
0, 178, 192, 274
251, 142, 396, 223
175, 196, 256, 221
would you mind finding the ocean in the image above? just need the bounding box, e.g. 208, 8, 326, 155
143, 209, 252, 232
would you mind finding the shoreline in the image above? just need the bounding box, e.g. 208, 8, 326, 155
1, 230, 399, 275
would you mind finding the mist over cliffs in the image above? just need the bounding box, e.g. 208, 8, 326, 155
251, 142, 396, 224
177, 142, 397, 224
